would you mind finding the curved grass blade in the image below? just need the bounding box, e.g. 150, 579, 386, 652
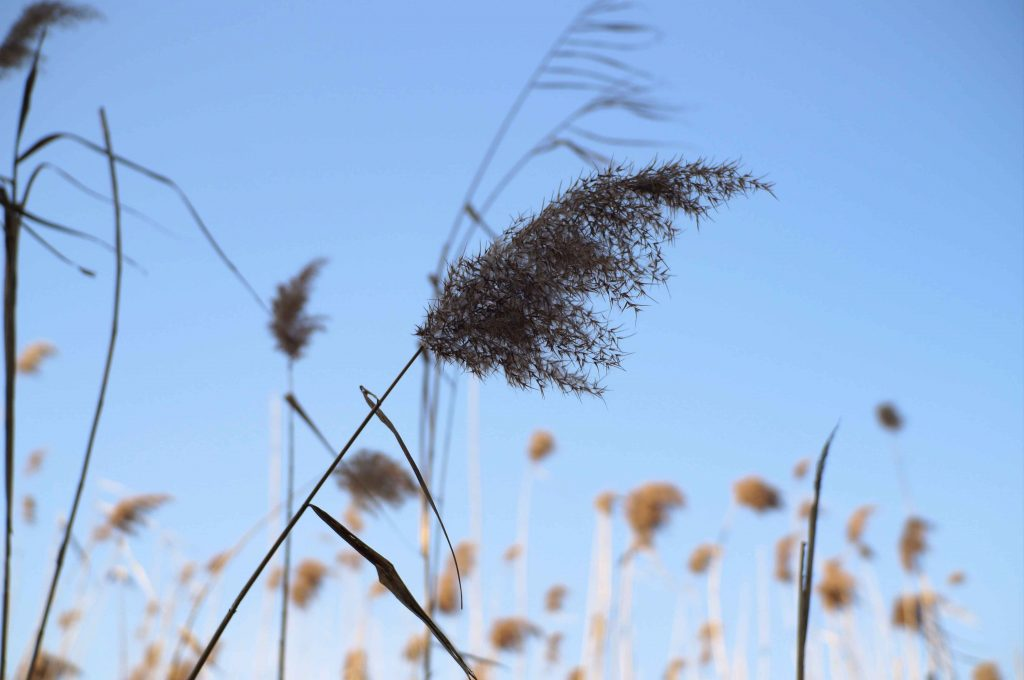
359, 385, 463, 610
22, 224, 95, 276
310, 505, 476, 679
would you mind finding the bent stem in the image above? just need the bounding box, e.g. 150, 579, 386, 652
186, 345, 423, 679
26, 107, 124, 677
277, 361, 294, 680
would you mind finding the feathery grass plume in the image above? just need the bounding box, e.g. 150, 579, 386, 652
697, 622, 720, 666
846, 504, 875, 557
336, 550, 362, 571
265, 565, 283, 591
178, 562, 196, 585
774, 534, 796, 582
876, 402, 903, 432
94, 493, 171, 540
55, 609, 79, 630
891, 591, 938, 631
664, 658, 686, 680
21, 494, 35, 524
595, 491, 616, 515
815, 559, 856, 612
126, 642, 161, 680
687, 543, 718, 575
438, 543, 475, 614
290, 558, 328, 608
947, 570, 966, 586
733, 476, 782, 513
417, 161, 772, 396
567, 667, 585, 680
166, 660, 195, 680
24, 447, 45, 474
344, 503, 364, 532
26, 651, 79, 679
342, 649, 368, 680
545, 584, 567, 612
489, 617, 541, 652
334, 449, 417, 512
367, 581, 387, 599
403, 631, 429, 663
545, 632, 563, 665
503, 543, 522, 562
972, 662, 1001, 680
269, 258, 326, 360
898, 516, 929, 572
0, 2, 97, 77
624, 482, 684, 548
528, 430, 555, 462
16, 340, 56, 374
792, 458, 810, 480
206, 550, 231, 576
797, 499, 814, 519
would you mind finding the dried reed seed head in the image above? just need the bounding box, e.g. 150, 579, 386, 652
417, 161, 771, 396
664, 658, 686, 680
25, 447, 46, 475
503, 543, 523, 562
797, 499, 814, 519
106, 565, 130, 584
876, 402, 903, 432
846, 504, 875, 546
144, 598, 159, 617
947, 570, 966, 586
165, 661, 194, 680
206, 550, 232, 575
337, 550, 362, 571
335, 449, 417, 512
290, 558, 328, 608
269, 258, 327, 360
402, 631, 430, 663
56, 609, 80, 630
528, 430, 556, 462
368, 581, 387, 599
545, 584, 568, 612
180, 628, 203, 656
126, 642, 162, 680
265, 565, 283, 591
792, 458, 810, 480
344, 503, 364, 532
178, 561, 196, 585
545, 632, 563, 665
972, 662, 1001, 680
0, 2, 98, 77
687, 543, 719, 575
96, 493, 171, 539
26, 651, 79, 680
891, 591, 938, 631
774, 534, 797, 583
343, 649, 368, 680
697, 621, 720, 666
733, 476, 782, 513
489, 617, 541, 652
625, 482, 684, 548
437, 565, 460, 614
455, 541, 477, 575
17, 340, 57, 374
816, 559, 856, 612
899, 516, 929, 572
594, 491, 617, 515
567, 667, 586, 680
22, 494, 36, 524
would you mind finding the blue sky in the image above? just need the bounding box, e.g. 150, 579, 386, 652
1, 0, 1021, 678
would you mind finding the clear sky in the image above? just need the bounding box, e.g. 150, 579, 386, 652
1, 1, 1021, 678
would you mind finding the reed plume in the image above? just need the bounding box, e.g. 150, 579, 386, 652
567, 667, 585, 680
438, 542, 475, 614
947, 570, 965, 586
269, 258, 326, 361
898, 516, 929, 572
815, 558, 855, 612
21, 494, 34, 524
24, 447, 44, 474
546, 632, 563, 665
733, 476, 782, 513
697, 622, 720, 666
876, 402, 903, 432
490, 617, 541, 652
594, 491, 616, 515
126, 642, 161, 680
334, 449, 417, 512
792, 458, 810, 480
336, 550, 362, 571
55, 609, 79, 630
403, 632, 429, 662
972, 662, 1001, 680
16, 340, 55, 374
0, 2, 97, 77
25, 651, 79, 679
94, 493, 171, 539
846, 504, 875, 557
417, 161, 772, 396
289, 558, 328, 608
774, 534, 796, 582
545, 584, 568, 612
265, 566, 283, 590
342, 649, 367, 680
664, 658, 686, 680
624, 482, 684, 549
891, 591, 937, 631
528, 430, 555, 462
687, 543, 718, 575
503, 543, 522, 562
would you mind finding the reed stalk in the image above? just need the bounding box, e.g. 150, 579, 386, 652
277, 361, 294, 680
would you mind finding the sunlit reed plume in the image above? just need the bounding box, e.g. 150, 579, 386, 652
206, 550, 231, 576
625, 482, 684, 548
489, 617, 541, 652
876, 402, 903, 432
343, 504, 364, 532
947, 570, 966, 586
24, 447, 45, 474
546, 632, 563, 665
417, 161, 772, 396
367, 581, 386, 599
792, 458, 810, 480
178, 562, 196, 585
697, 622, 720, 666
126, 642, 161, 680
56, 609, 79, 631
289, 558, 328, 608
403, 632, 429, 663
664, 658, 686, 680
26, 651, 79, 680
528, 430, 556, 462
94, 493, 171, 540
503, 544, 522, 562
265, 566, 283, 591
816, 559, 856, 612
269, 258, 326, 360
733, 476, 782, 513
438, 542, 476, 614
899, 516, 929, 572
21, 495, 35, 524
891, 592, 938, 631
688, 544, 718, 575
567, 666, 585, 680
336, 550, 362, 571
16, 340, 56, 374
0, 2, 97, 77
545, 584, 568, 613
334, 449, 417, 512
774, 535, 796, 583
972, 662, 1001, 680
595, 491, 616, 515
342, 649, 368, 680
846, 505, 875, 558
797, 499, 814, 519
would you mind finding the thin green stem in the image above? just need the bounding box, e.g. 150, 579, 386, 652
277, 361, 295, 680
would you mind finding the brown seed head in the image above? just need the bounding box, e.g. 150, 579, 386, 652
625, 482, 684, 548
876, 402, 903, 432
972, 662, 1001, 680
290, 558, 328, 608
27, 651, 79, 680
797, 499, 815, 519
269, 258, 327, 361
846, 505, 875, 548
774, 534, 797, 583
56, 609, 80, 630
403, 632, 430, 663
126, 642, 162, 680
17, 341, 57, 374
22, 495, 36, 524
899, 516, 929, 572
25, 448, 45, 475
947, 570, 966, 586
0, 3, 98, 77
417, 161, 772, 396
528, 430, 556, 462
891, 591, 938, 631
697, 621, 720, 666
337, 550, 362, 571
816, 559, 856, 612
594, 491, 616, 515
335, 449, 417, 513
489, 617, 541, 652
265, 565, 283, 591
96, 493, 171, 539
343, 649, 368, 680
206, 550, 232, 576
792, 458, 810, 480
687, 543, 718, 575
545, 632, 563, 665
733, 476, 782, 513
344, 504, 364, 532
503, 543, 523, 563
567, 667, 586, 680
178, 562, 196, 585
545, 584, 568, 613
664, 658, 686, 680
368, 581, 387, 599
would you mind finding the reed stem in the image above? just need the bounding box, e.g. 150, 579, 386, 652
277, 360, 295, 680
